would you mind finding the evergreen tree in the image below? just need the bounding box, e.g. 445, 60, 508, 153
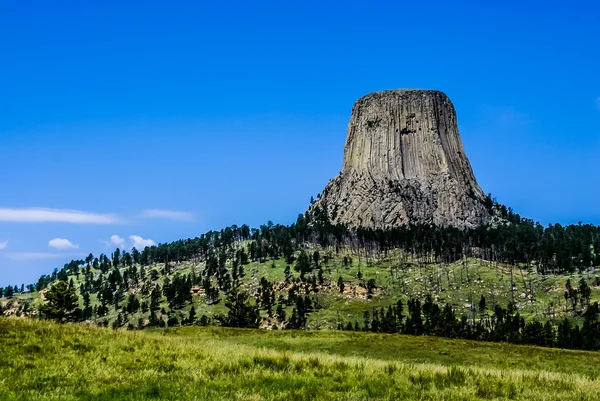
276, 303, 286, 321
150, 286, 161, 310
113, 248, 121, 268
366, 278, 377, 298
478, 295, 487, 313
337, 276, 345, 293
295, 251, 311, 274
39, 281, 79, 322
579, 278, 591, 308
218, 289, 260, 328
187, 306, 197, 325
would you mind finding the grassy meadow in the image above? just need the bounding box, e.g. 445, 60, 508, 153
1, 317, 600, 400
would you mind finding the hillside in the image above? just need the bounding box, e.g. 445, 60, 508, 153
1, 318, 599, 400
4, 241, 600, 332
3, 204, 600, 353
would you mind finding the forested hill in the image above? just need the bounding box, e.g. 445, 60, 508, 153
2, 197, 600, 351
30, 196, 600, 287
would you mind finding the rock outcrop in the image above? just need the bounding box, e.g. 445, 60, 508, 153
311, 89, 490, 229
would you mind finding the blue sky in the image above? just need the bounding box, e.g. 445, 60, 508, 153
0, 1, 599, 286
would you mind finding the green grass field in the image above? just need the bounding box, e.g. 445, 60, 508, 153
1, 317, 599, 400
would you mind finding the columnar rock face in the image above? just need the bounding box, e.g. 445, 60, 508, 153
312, 89, 491, 229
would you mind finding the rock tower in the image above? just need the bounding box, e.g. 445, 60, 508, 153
311, 89, 490, 229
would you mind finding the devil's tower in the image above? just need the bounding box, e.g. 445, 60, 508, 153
312, 89, 491, 229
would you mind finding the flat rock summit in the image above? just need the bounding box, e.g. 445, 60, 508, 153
312, 89, 491, 229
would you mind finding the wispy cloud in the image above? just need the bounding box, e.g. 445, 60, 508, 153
103, 234, 155, 250
104, 235, 126, 249
48, 238, 79, 250
0, 208, 119, 224
596, 96, 600, 111
130, 235, 156, 250
4, 252, 83, 261
140, 209, 196, 221
0, 241, 7, 250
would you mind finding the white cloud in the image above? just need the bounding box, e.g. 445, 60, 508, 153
48, 238, 79, 250
103, 234, 156, 250
0, 241, 7, 250
129, 235, 156, 250
0, 208, 119, 224
596, 97, 600, 111
109, 235, 126, 249
4, 252, 81, 261
140, 209, 196, 221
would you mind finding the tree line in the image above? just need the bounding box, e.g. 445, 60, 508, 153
4, 195, 597, 298
2, 195, 600, 351
344, 294, 600, 351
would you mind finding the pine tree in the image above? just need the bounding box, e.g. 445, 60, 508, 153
276, 303, 286, 321
337, 276, 345, 293
150, 286, 161, 310
113, 248, 121, 268
187, 306, 197, 325
218, 289, 260, 328
295, 251, 311, 273
317, 268, 324, 285
478, 295, 487, 313
579, 278, 591, 308
366, 278, 376, 298
39, 281, 79, 322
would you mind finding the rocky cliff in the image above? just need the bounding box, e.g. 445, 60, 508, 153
311, 89, 490, 229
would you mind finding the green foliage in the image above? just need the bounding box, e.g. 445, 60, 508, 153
167, 315, 179, 327
187, 306, 196, 324
295, 250, 311, 273
39, 280, 79, 322
218, 289, 260, 328
4, 203, 600, 354
478, 295, 486, 312
337, 276, 344, 293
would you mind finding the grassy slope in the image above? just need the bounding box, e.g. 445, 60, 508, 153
7, 251, 600, 329
1, 318, 599, 400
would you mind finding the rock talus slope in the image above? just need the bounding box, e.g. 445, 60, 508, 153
312, 90, 490, 228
